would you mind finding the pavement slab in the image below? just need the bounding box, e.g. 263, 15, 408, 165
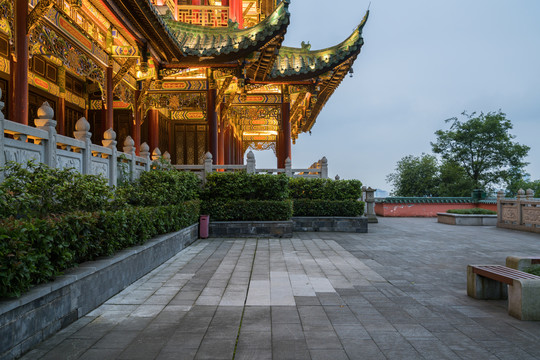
20, 218, 540, 360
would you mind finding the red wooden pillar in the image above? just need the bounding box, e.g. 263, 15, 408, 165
218, 119, 225, 165
148, 109, 159, 152
229, 0, 243, 28
15, 0, 28, 125
224, 126, 230, 164
57, 67, 66, 135
207, 88, 218, 164
134, 89, 141, 155
106, 64, 114, 130
282, 100, 291, 163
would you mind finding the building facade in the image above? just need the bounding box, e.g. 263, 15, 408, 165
1, 0, 367, 167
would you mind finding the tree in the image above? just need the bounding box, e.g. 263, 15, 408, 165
437, 160, 476, 197
506, 178, 540, 197
386, 154, 439, 197
431, 111, 530, 191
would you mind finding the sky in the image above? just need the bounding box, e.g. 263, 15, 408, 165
252, 0, 540, 192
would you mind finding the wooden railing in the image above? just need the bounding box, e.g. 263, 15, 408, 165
497, 190, 540, 233
172, 5, 230, 27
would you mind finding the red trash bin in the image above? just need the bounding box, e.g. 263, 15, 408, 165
199, 215, 209, 239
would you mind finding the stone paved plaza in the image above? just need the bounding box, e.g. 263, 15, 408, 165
21, 218, 540, 360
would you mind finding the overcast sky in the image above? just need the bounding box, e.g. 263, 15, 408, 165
253, 0, 540, 192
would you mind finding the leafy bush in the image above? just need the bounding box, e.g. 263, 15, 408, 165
288, 178, 362, 200
447, 208, 496, 215
0, 161, 116, 218
0, 201, 200, 298
201, 200, 293, 221
293, 199, 365, 217
524, 266, 540, 276
120, 168, 201, 206
201, 172, 289, 201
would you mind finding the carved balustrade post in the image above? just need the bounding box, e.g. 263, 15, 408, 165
140, 142, 151, 171
496, 190, 505, 224
123, 135, 136, 182
34, 102, 58, 169
203, 152, 213, 183
320, 156, 328, 179
0, 88, 5, 181
74, 117, 93, 175
151, 148, 162, 163
285, 157, 292, 177
163, 151, 171, 163
102, 128, 117, 187
526, 189, 534, 200
517, 189, 526, 225
246, 150, 255, 174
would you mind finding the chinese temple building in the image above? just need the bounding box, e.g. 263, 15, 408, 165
0, 0, 368, 167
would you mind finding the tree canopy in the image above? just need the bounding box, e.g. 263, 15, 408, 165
386, 154, 475, 197
431, 111, 530, 191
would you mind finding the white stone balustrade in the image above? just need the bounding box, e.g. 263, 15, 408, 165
1, 100, 330, 184
497, 189, 540, 233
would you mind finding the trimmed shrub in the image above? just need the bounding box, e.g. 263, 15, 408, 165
201, 172, 289, 201
447, 208, 496, 215
293, 199, 365, 217
0, 161, 116, 218
121, 169, 201, 206
288, 178, 362, 200
201, 200, 293, 221
525, 266, 540, 276
0, 200, 200, 298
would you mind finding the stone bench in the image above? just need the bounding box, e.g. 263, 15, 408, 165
467, 264, 540, 320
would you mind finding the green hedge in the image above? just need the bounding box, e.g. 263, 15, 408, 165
288, 178, 362, 200
447, 208, 496, 215
201, 200, 293, 221
120, 169, 201, 206
201, 172, 289, 200
0, 161, 116, 218
293, 199, 365, 217
0, 200, 200, 298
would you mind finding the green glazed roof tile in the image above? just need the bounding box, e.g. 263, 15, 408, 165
161, 0, 290, 57
270, 10, 368, 79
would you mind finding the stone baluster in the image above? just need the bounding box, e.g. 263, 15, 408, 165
0, 88, 5, 181
123, 136, 136, 182
335, 175, 340, 181
363, 186, 378, 223
163, 151, 171, 163
517, 189, 526, 225
285, 157, 292, 177
151, 147, 161, 162
74, 117, 92, 175
496, 190, 505, 224
246, 150, 255, 174
320, 156, 328, 179
526, 188, 534, 200
203, 152, 213, 183
140, 142, 151, 171
34, 102, 57, 169
102, 128, 117, 187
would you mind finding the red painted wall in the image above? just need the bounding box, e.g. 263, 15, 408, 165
374, 202, 497, 217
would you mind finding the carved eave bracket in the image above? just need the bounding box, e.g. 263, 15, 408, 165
27, 0, 56, 33
246, 34, 283, 81
215, 76, 233, 112
113, 58, 138, 90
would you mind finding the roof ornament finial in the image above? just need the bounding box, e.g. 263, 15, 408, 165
301, 41, 311, 52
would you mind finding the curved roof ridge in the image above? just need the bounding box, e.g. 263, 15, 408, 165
271, 9, 368, 79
